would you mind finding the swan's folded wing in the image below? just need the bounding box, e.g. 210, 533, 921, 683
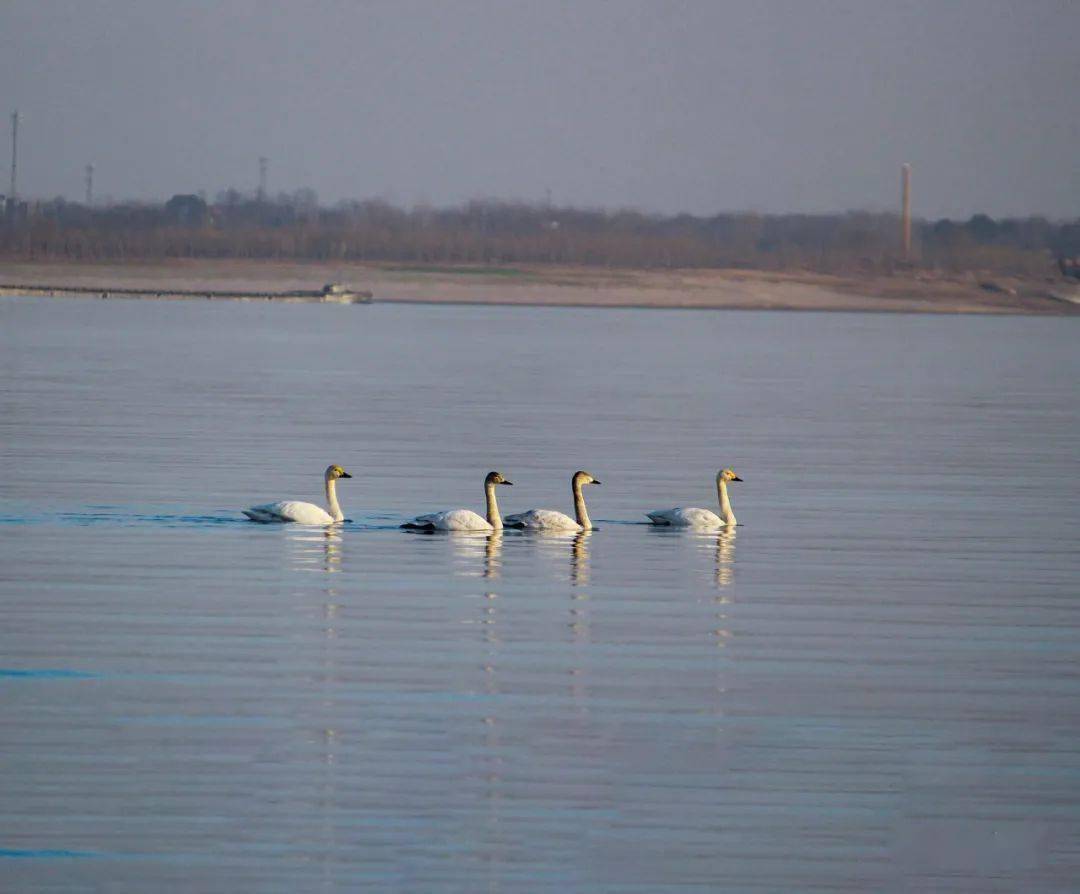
243, 503, 283, 522
435, 509, 492, 531
405, 509, 492, 531
244, 500, 334, 524
647, 507, 722, 528
505, 508, 580, 530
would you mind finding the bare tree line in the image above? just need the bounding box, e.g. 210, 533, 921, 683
3, 192, 1077, 275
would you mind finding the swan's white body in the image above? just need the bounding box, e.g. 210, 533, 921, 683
408, 508, 494, 532
403, 472, 512, 532
647, 469, 742, 528
245, 500, 338, 525
244, 465, 351, 525
505, 508, 581, 531
647, 506, 726, 528
505, 471, 600, 532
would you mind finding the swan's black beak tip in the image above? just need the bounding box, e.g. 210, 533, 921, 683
593, 480, 602, 486
503, 481, 514, 486
340, 472, 353, 478
732, 475, 742, 482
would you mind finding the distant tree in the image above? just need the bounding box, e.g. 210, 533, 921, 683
0, 189, 1070, 275
1051, 221, 1080, 258
216, 189, 244, 207
965, 213, 999, 243
165, 194, 210, 227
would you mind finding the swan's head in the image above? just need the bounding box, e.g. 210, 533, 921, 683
325, 464, 353, 481
485, 471, 513, 487
573, 470, 601, 487
717, 468, 742, 483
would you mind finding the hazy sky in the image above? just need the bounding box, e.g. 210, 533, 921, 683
2, 0, 1077, 219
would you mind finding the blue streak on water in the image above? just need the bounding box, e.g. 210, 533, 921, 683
0, 849, 98, 859
0, 509, 428, 530
0, 510, 247, 528
0, 668, 97, 679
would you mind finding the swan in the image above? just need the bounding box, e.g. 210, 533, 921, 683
647, 468, 742, 528
504, 471, 601, 531
401, 471, 513, 532
243, 464, 352, 524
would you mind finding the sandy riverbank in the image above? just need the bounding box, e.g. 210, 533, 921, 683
2, 259, 1078, 314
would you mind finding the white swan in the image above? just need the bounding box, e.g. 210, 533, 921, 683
505, 471, 601, 531
647, 468, 742, 528
401, 471, 513, 532
243, 464, 352, 524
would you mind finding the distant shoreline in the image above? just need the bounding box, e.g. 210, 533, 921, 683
0, 281, 372, 304
2, 259, 1078, 315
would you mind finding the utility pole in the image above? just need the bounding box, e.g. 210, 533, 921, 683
258, 156, 268, 201
900, 163, 912, 261
85, 164, 94, 206
9, 110, 17, 199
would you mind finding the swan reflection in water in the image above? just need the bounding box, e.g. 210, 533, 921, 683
568, 531, 591, 657
531, 528, 591, 586
706, 526, 737, 590
479, 535, 502, 645
648, 524, 737, 589
472, 537, 503, 873
567, 531, 592, 715
484, 533, 502, 581
441, 531, 503, 580
570, 530, 591, 587
286, 525, 343, 574
697, 527, 736, 650
286, 535, 343, 888
442, 533, 503, 641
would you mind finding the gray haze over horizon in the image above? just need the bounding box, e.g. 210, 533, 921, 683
2, 0, 1077, 220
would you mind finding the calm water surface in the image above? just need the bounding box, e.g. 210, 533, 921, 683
1, 297, 1079, 891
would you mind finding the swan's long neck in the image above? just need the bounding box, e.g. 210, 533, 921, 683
717, 479, 736, 526
484, 481, 503, 530
325, 476, 344, 522
572, 479, 592, 530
